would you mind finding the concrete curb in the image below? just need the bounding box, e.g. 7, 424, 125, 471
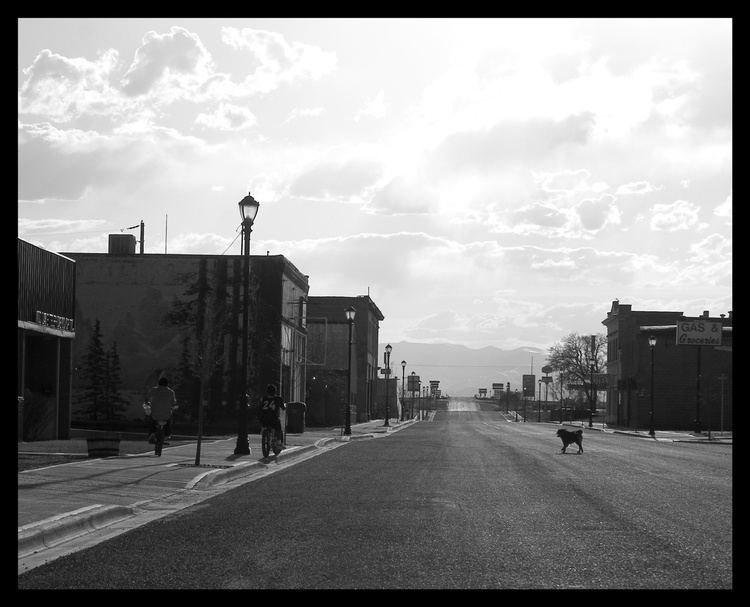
17, 419, 417, 558
18, 504, 134, 558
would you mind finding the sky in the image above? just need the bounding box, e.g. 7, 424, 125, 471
18, 18, 733, 352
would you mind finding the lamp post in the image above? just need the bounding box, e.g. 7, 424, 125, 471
410, 371, 416, 418
505, 382, 510, 414
400, 361, 406, 420
384, 344, 392, 426
234, 192, 259, 455
344, 306, 356, 436
537, 379, 542, 422
589, 364, 595, 428
646, 334, 656, 437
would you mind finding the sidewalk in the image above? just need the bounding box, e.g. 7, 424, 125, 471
18, 417, 416, 562
557, 420, 733, 444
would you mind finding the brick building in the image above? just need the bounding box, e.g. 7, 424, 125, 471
602, 300, 732, 432
305, 295, 384, 426
63, 237, 309, 433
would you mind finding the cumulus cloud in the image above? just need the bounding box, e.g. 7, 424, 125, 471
195, 103, 257, 131
120, 26, 214, 97
714, 192, 732, 222
220, 27, 337, 93
18, 48, 124, 122
650, 200, 701, 232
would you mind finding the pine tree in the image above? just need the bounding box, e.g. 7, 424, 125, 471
81, 319, 107, 421
106, 341, 129, 420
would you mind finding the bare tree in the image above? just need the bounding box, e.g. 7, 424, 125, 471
547, 333, 606, 416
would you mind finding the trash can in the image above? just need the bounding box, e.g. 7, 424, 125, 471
286, 402, 307, 434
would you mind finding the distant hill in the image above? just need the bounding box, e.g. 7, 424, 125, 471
378, 341, 551, 397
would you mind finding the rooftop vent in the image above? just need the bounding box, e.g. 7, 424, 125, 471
108, 234, 137, 255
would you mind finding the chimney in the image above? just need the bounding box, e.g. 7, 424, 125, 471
701, 310, 710, 318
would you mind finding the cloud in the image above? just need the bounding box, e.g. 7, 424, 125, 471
120, 26, 214, 97
430, 113, 596, 174
615, 181, 661, 196
18, 48, 124, 122
220, 27, 337, 94
354, 90, 387, 121
289, 159, 383, 200
714, 192, 732, 223
195, 103, 257, 131
649, 200, 701, 232
281, 107, 324, 126
18, 120, 209, 202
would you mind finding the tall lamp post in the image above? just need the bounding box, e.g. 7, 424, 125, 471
648, 335, 656, 438
589, 363, 596, 428
537, 379, 542, 422
344, 306, 356, 436
410, 371, 416, 418
384, 344, 392, 426
235, 192, 260, 455
400, 361, 406, 420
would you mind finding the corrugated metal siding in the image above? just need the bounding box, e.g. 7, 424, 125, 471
17, 239, 76, 323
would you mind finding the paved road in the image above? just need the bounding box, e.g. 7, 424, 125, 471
18, 402, 732, 589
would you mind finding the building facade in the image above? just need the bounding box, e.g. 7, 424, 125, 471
18, 239, 76, 440
305, 295, 384, 426
602, 300, 732, 432
63, 241, 309, 433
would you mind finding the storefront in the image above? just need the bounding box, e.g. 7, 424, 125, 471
18, 239, 76, 441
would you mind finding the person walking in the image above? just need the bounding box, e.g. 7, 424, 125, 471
144, 376, 178, 441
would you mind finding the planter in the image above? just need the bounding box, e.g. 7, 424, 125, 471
86, 433, 121, 458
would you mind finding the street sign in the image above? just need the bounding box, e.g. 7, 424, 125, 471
676, 318, 722, 346
380, 368, 391, 375
541, 376, 553, 384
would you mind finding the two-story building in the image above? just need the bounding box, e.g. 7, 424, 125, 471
305, 295, 384, 426
602, 300, 732, 432
63, 234, 309, 433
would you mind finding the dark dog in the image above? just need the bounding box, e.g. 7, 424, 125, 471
557, 428, 583, 454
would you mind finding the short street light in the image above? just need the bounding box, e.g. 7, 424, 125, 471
649, 335, 656, 438
235, 192, 260, 455
344, 306, 356, 436
384, 344, 392, 427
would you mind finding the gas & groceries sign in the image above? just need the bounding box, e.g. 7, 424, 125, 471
676, 318, 722, 346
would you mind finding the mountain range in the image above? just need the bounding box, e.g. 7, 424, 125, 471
378, 341, 551, 397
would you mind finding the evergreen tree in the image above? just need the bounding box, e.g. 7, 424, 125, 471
81, 318, 107, 421
106, 341, 129, 420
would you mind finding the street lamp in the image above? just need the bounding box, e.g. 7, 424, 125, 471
235, 192, 260, 455
589, 364, 595, 428
344, 306, 356, 436
401, 360, 406, 421
648, 335, 656, 438
384, 344, 392, 427
506, 382, 510, 414
537, 379, 542, 422
410, 371, 416, 418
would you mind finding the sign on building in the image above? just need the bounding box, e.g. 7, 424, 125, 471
676, 318, 723, 346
